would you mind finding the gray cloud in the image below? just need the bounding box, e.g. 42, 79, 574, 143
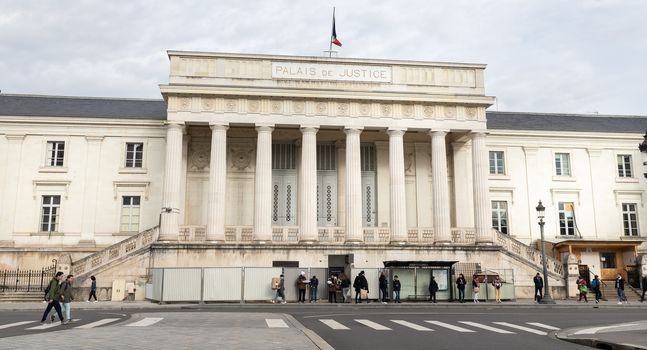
0, 0, 645, 115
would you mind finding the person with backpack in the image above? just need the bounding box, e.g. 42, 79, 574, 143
492, 275, 503, 303
40, 271, 65, 325
456, 273, 466, 303
393, 275, 401, 304
353, 271, 369, 304
309, 275, 319, 303
577, 277, 588, 302
615, 273, 626, 304
472, 274, 480, 303
87, 275, 98, 302
379, 272, 388, 304
296, 271, 308, 303
533, 273, 544, 303
428, 276, 438, 303
591, 275, 602, 304
60, 275, 75, 323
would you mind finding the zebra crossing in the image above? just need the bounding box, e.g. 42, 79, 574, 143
0, 317, 167, 333
316, 318, 561, 335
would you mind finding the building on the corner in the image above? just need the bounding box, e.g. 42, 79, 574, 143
0, 51, 646, 300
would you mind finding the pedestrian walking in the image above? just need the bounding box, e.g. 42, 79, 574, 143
87, 275, 98, 302
353, 271, 369, 304
591, 275, 602, 304
492, 275, 502, 303
393, 275, 401, 303
309, 275, 319, 303
296, 271, 308, 303
379, 272, 388, 304
641, 276, 647, 303
273, 274, 286, 304
456, 273, 466, 303
615, 273, 626, 304
428, 276, 438, 303
60, 275, 74, 323
327, 274, 338, 303
40, 271, 65, 325
472, 274, 480, 303
577, 277, 588, 302
340, 274, 351, 303
533, 273, 543, 303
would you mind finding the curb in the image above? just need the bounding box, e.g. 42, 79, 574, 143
283, 313, 335, 350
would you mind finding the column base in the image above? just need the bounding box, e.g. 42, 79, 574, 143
344, 239, 363, 245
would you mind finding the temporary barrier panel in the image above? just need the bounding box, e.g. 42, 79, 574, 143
203, 268, 242, 301
243, 267, 282, 301
162, 268, 201, 302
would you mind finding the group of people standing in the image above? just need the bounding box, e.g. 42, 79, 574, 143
39, 273, 98, 324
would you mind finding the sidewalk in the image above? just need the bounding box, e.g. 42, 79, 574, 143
556, 320, 647, 350
2, 298, 646, 311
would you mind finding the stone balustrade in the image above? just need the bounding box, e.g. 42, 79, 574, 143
494, 229, 564, 277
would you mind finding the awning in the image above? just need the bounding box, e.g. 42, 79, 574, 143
554, 239, 645, 250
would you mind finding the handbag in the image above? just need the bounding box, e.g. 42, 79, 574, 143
360, 288, 368, 299
473, 286, 480, 293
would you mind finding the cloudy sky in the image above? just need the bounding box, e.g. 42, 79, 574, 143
1, 0, 645, 115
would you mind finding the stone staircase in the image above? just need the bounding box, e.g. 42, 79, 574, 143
597, 280, 642, 302
71, 226, 158, 283
0, 291, 44, 302
494, 229, 565, 280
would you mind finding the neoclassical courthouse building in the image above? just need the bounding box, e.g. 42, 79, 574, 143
1, 51, 646, 299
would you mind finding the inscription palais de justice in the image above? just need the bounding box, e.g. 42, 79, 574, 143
271, 62, 392, 83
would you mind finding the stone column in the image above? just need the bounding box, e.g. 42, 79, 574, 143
299, 126, 319, 242
345, 127, 363, 242
160, 122, 185, 241
471, 131, 493, 244
206, 123, 228, 241
388, 128, 408, 243
430, 130, 451, 244
254, 125, 274, 242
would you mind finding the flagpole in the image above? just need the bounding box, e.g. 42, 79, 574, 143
329, 7, 335, 57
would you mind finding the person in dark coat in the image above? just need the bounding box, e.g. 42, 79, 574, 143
327, 274, 338, 303
641, 276, 647, 303
615, 274, 626, 304
379, 272, 388, 304
456, 273, 466, 303
40, 271, 65, 325
309, 275, 319, 303
393, 275, 402, 304
428, 276, 439, 303
533, 273, 543, 303
591, 275, 602, 304
87, 275, 98, 302
296, 271, 308, 303
353, 271, 369, 304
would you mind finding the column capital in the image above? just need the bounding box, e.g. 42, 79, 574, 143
300, 125, 319, 134
387, 128, 407, 137
344, 127, 363, 135
255, 124, 274, 133
469, 130, 488, 138
209, 122, 229, 131
428, 129, 449, 137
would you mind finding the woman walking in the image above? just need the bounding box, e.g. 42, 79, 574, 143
87, 276, 98, 302
472, 274, 480, 303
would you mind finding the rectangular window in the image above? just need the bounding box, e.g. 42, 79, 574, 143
489, 151, 505, 175
558, 202, 575, 236
491, 201, 508, 234
361, 144, 376, 172
40, 195, 61, 232
46, 141, 65, 167
272, 143, 296, 170
622, 203, 639, 236
125, 143, 144, 168
555, 153, 571, 176
600, 252, 617, 269
316, 144, 337, 171
120, 196, 141, 232
617, 155, 633, 178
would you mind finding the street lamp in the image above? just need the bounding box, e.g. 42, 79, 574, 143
536, 201, 555, 304
638, 130, 647, 178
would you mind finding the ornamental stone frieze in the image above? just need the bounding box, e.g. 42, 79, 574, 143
168, 96, 486, 121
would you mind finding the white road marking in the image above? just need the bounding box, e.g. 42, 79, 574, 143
320, 319, 349, 330
125, 317, 164, 327
459, 321, 515, 334
75, 318, 120, 329
574, 323, 639, 335
494, 322, 547, 335
27, 319, 80, 330
355, 319, 391, 330
425, 321, 475, 333
526, 322, 560, 331
391, 320, 433, 331
0, 321, 35, 330
265, 318, 289, 328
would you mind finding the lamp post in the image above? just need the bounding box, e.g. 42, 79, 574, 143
639, 131, 647, 178
536, 201, 555, 304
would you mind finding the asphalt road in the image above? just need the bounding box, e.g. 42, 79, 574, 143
1, 305, 646, 349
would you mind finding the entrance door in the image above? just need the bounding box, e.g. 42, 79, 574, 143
361, 144, 377, 227
272, 170, 297, 226
317, 144, 337, 226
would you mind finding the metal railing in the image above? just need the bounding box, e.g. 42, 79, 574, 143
494, 229, 564, 277
1, 260, 57, 293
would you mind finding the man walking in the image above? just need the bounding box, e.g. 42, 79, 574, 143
615, 273, 626, 304
273, 274, 286, 304
591, 275, 602, 304
60, 275, 74, 323
40, 271, 65, 325
533, 273, 543, 303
